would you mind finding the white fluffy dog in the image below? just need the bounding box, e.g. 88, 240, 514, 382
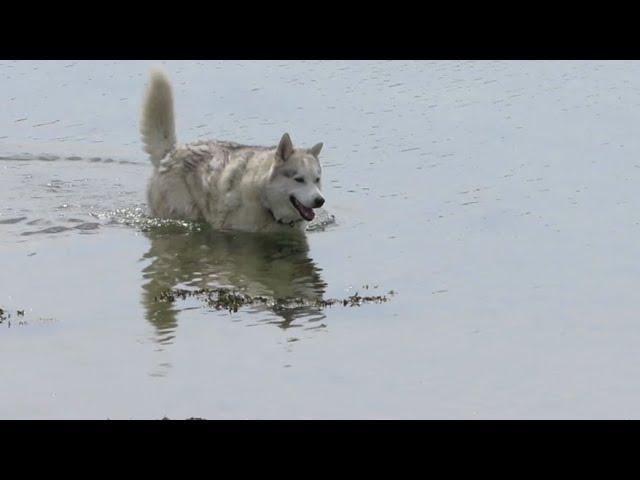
141, 69, 326, 233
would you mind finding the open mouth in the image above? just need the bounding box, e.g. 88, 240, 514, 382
290, 195, 315, 221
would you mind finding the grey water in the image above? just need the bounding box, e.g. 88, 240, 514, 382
2, 60, 640, 419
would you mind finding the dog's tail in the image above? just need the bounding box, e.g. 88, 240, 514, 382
140, 68, 177, 166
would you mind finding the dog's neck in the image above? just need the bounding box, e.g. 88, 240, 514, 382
265, 207, 304, 228
259, 185, 305, 229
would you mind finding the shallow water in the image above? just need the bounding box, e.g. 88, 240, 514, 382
2, 60, 640, 419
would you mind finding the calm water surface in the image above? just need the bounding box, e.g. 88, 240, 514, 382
1, 60, 640, 419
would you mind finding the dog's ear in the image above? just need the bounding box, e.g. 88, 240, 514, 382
309, 142, 323, 157
275, 133, 294, 162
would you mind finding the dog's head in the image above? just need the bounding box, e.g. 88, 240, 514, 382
263, 133, 325, 225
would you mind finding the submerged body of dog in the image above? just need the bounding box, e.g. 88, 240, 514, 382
141, 69, 325, 233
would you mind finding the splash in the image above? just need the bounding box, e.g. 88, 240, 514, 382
98, 205, 336, 234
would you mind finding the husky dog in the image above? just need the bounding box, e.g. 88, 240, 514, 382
140, 68, 325, 233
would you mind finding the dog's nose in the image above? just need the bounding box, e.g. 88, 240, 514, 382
314, 197, 325, 208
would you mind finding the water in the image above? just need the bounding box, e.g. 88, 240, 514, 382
2, 60, 640, 419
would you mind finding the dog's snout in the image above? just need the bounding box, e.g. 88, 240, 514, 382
314, 197, 325, 208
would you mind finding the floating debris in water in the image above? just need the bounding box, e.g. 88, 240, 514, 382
160, 417, 206, 420
0, 307, 54, 328
1, 307, 26, 327
154, 287, 395, 314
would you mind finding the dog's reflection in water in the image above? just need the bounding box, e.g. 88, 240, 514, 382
141, 227, 327, 343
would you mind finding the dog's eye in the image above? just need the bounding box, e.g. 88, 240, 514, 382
295, 177, 305, 183
315, 178, 320, 184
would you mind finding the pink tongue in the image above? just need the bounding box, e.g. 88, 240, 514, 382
292, 197, 315, 221
300, 204, 315, 221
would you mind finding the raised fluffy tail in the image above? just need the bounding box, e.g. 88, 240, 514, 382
140, 68, 177, 166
